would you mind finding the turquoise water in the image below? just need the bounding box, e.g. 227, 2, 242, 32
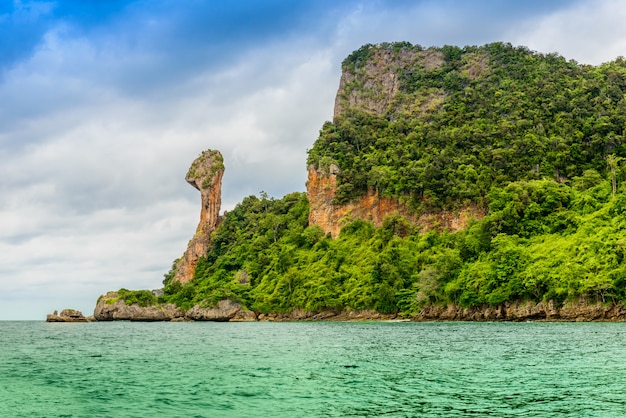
2, 321, 626, 417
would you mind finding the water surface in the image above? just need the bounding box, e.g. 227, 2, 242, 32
1, 321, 625, 417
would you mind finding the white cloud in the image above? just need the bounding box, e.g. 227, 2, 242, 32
3, 0, 626, 319
508, 0, 626, 64
0, 15, 340, 319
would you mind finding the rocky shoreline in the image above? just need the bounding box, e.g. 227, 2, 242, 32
93, 292, 258, 322
76, 293, 626, 322
414, 300, 626, 322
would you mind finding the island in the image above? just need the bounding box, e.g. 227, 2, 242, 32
92, 42, 626, 322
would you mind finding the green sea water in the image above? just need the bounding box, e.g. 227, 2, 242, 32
2, 321, 626, 417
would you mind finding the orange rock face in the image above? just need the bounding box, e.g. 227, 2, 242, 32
307, 45, 487, 237
306, 165, 484, 238
174, 150, 224, 284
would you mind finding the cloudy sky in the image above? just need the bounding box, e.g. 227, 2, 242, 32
2, 0, 625, 320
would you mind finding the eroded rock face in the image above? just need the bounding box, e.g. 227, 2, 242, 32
230, 309, 258, 322
93, 292, 184, 321
414, 300, 626, 322
334, 47, 445, 118
257, 309, 397, 322
306, 165, 484, 238
174, 149, 224, 284
308, 45, 486, 237
186, 299, 245, 322
93, 293, 257, 322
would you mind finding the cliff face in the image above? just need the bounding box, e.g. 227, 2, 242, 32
174, 149, 224, 284
334, 46, 447, 118
307, 165, 483, 237
307, 45, 486, 236
307, 164, 412, 237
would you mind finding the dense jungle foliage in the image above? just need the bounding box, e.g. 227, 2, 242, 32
152, 176, 626, 316
308, 42, 626, 211
120, 42, 626, 315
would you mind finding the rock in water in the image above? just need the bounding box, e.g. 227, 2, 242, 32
93, 292, 256, 322
174, 149, 224, 284
93, 292, 185, 321
46, 309, 93, 322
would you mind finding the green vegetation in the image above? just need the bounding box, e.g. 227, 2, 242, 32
118, 42, 626, 315
187, 149, 224, 188
308, 42, 626, 211
112, 288, 157, 307
147, 175, 624, 316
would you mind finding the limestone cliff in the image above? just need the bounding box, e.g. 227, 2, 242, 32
307, 164, 483, 237
334, 45, 448, 118
174, 149, 224, 284
307, 45, 486, 236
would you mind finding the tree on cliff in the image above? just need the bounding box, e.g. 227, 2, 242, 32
114, 43, 626, 318
308, 42, 626, 212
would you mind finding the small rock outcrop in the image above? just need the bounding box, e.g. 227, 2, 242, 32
93, 292, 257, 322
174, 149, 224, 284
94, 292, 185, 321
46, 309, 94, 322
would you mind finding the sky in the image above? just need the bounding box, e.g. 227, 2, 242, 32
2, 0, 626, 320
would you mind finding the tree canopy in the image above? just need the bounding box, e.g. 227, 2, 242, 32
119, 43, 626, 316
308, 42, 626, 212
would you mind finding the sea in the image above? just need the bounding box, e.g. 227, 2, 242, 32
1, 321, 626, 417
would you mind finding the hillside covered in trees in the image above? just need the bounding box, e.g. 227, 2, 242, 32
309, 42, 626, 211
110, 42, 626, 320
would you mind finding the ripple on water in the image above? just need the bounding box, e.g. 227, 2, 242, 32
2, 321, 626, 417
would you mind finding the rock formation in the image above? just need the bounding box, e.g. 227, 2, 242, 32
414, 300, 626, 322
186, 299, 252, 322
306, 45, 486, 237
334, 46, 445, 118
46, 309, 94, 322
307, 165, 483, 237
94, 292, 185, 321
333, 44, 486, 119
174, 149, 224, 284
92, 149, 261, 322
93, 292, 256, 322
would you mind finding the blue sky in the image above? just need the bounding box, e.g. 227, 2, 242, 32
1, 0, 624, 319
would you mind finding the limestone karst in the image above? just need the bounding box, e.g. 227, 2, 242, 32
173, 149, 224, 284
